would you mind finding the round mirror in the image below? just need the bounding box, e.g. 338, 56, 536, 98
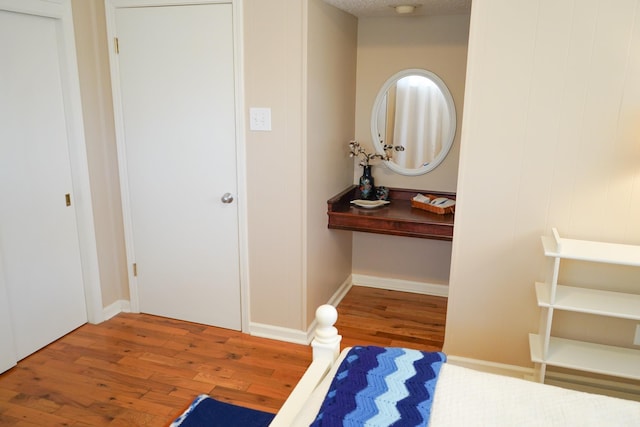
371, 69, 456, 176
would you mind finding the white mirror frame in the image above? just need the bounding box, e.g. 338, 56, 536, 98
370, 68, 457, 176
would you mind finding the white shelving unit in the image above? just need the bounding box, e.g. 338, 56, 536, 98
529, 228, 640, 382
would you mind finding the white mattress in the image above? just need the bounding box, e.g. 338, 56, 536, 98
291, 349, 640, 426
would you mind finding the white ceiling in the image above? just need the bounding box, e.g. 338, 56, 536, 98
322, 0, 472, 17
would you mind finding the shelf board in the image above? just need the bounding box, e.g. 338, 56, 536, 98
535, 282, 640, 320
541, 235, 640, 266
529, 333, 543, 362
529, 334, 640, 381
327, 186, 455, 240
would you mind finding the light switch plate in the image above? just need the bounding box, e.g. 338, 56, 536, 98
249, 107, 271, 131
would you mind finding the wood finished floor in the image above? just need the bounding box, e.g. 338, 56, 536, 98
0, 286, 446, 426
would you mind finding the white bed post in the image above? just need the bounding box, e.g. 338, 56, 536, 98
269, 305, 342, 426
312, 304, 341, 363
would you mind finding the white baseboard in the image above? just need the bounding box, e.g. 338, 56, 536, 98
325, 276, 353, 308
249, 323, 310, 345
102, 299, 131, 321
249, 276, 353, 345
351, 274, 448, 297
545, 370, 640, 401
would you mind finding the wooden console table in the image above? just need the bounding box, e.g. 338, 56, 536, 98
327, 186, 455, 240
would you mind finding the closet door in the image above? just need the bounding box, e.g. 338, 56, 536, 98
0, 7, 88, 362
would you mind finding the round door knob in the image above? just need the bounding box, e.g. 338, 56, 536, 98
221, 193, 234, 204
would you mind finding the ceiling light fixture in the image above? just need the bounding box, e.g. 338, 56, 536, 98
394, 5, 416, 14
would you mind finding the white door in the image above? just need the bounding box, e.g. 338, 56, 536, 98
0, 9, 88, 361
112, 3, 241, 329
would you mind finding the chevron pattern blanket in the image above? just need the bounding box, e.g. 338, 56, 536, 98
310, 346, 446, 427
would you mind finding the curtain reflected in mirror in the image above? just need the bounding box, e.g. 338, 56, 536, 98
372, 69, 456, 176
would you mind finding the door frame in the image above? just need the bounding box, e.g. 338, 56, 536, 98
104, 0, 250, 332
0, 0, 103, 324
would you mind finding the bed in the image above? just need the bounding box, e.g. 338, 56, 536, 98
269, 305, 640, 426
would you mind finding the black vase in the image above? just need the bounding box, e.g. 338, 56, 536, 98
359, 165, 375, 199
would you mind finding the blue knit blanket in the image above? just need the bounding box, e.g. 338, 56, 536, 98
169, 395, 274, 427
310, 346, 446, 427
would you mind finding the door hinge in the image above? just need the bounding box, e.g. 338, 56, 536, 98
65, 193, 71, 207
133, 263, 137, 277
114, 37, 119, 54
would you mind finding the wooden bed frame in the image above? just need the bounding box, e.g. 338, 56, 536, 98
269, 305, 640, 427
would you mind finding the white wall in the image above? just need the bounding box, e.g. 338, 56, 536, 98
71, 0, 129, 308
352, 14, 470, 286
305, 0, 357, 325
244, 0, 306, 329
445, 0, 640, 367
244, 0, 358, 330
